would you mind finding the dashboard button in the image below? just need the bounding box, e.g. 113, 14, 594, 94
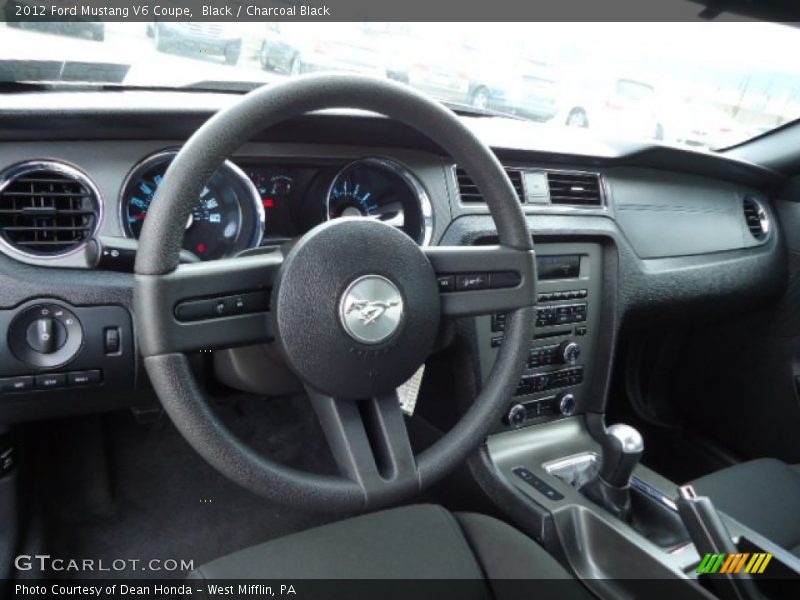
35, 373, 67, 389
68, 370, 102, 386
104, 327, 121, 354
512, 467, 564, 501
26, 318, 66, 354
0, 376, 34, 394
8, 304, 83, 369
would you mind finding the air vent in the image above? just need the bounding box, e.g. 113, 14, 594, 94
0, 161, 101, 257
743, 196, 769, 241
456, 167, 525, 203
546, 172, 603, 206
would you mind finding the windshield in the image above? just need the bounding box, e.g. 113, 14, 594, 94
2, 21, 799, 150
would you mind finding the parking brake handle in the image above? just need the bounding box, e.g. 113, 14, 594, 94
676, 485, 761, 600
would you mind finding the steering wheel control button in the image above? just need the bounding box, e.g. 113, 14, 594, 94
489, 271, 523, 289
436, 275, 455, 292
174, 290, 271, 322
174, 299, 212, 322
0, 376, 34, 394
339, 275, 404, 345
512, 467, 564, 501
35, 373, 67, 390
8, 303, 84, 368
456, 273, 489, 291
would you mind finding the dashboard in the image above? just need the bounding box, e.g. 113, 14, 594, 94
0, 90, 788, 426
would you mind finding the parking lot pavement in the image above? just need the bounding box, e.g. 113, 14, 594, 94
0, 23, 284, 89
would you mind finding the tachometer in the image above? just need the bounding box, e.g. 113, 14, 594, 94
326, 158, 433, 245
121, 151, 264, 260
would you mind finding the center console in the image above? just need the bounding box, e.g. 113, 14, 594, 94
487, 419, 800, 599
477, 242, 604, 430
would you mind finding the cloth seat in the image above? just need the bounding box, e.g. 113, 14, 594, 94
190, 504, 589, 599
690, 458, 800, 556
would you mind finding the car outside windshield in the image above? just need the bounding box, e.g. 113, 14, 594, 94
1, 20, 799, 150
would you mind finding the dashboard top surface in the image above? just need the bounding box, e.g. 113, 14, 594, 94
0, 89, 782, 189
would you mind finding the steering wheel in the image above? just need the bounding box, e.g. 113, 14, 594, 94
133, 74, 536, 511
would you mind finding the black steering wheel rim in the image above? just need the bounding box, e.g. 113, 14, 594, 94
133, 74, 536, 511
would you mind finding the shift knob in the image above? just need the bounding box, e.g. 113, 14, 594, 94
598, 423, 644, 488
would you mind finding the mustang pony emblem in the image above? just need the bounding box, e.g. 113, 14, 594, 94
345, 299, 401, 325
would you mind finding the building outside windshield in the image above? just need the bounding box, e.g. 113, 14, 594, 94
1, 20, 799, 150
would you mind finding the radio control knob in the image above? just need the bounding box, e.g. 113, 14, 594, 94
505, 403, 527, 428
558, 393, 576, 416
558, 341, 581, 364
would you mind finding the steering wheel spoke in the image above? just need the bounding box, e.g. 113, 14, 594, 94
308, 388, 419, 503
424, 245, 536, 316
134, 251, 282, 355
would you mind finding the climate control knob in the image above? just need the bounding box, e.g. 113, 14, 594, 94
558, 341, 581, 364
558, 393, 576, 416
505, 403, 527, 428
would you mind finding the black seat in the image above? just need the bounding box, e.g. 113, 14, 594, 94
190, 504, 589, 599
691, 458, 800, 556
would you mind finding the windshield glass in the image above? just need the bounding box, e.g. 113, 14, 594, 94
2, 21, 799, 150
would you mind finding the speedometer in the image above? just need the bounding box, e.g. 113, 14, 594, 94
120, 151, 264, 260
326, 158, 433, 245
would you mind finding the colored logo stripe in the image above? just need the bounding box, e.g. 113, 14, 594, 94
697, 553, 773, 574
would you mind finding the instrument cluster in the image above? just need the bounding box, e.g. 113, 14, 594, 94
120, 152, 433, 261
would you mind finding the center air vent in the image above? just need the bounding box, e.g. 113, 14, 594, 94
743, 196, 769, 241
456, 167, 525, 203
0, 161, 101, 257
546, 172, 603, 206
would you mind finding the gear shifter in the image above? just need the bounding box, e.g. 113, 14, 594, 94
580, 423, 644, 521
